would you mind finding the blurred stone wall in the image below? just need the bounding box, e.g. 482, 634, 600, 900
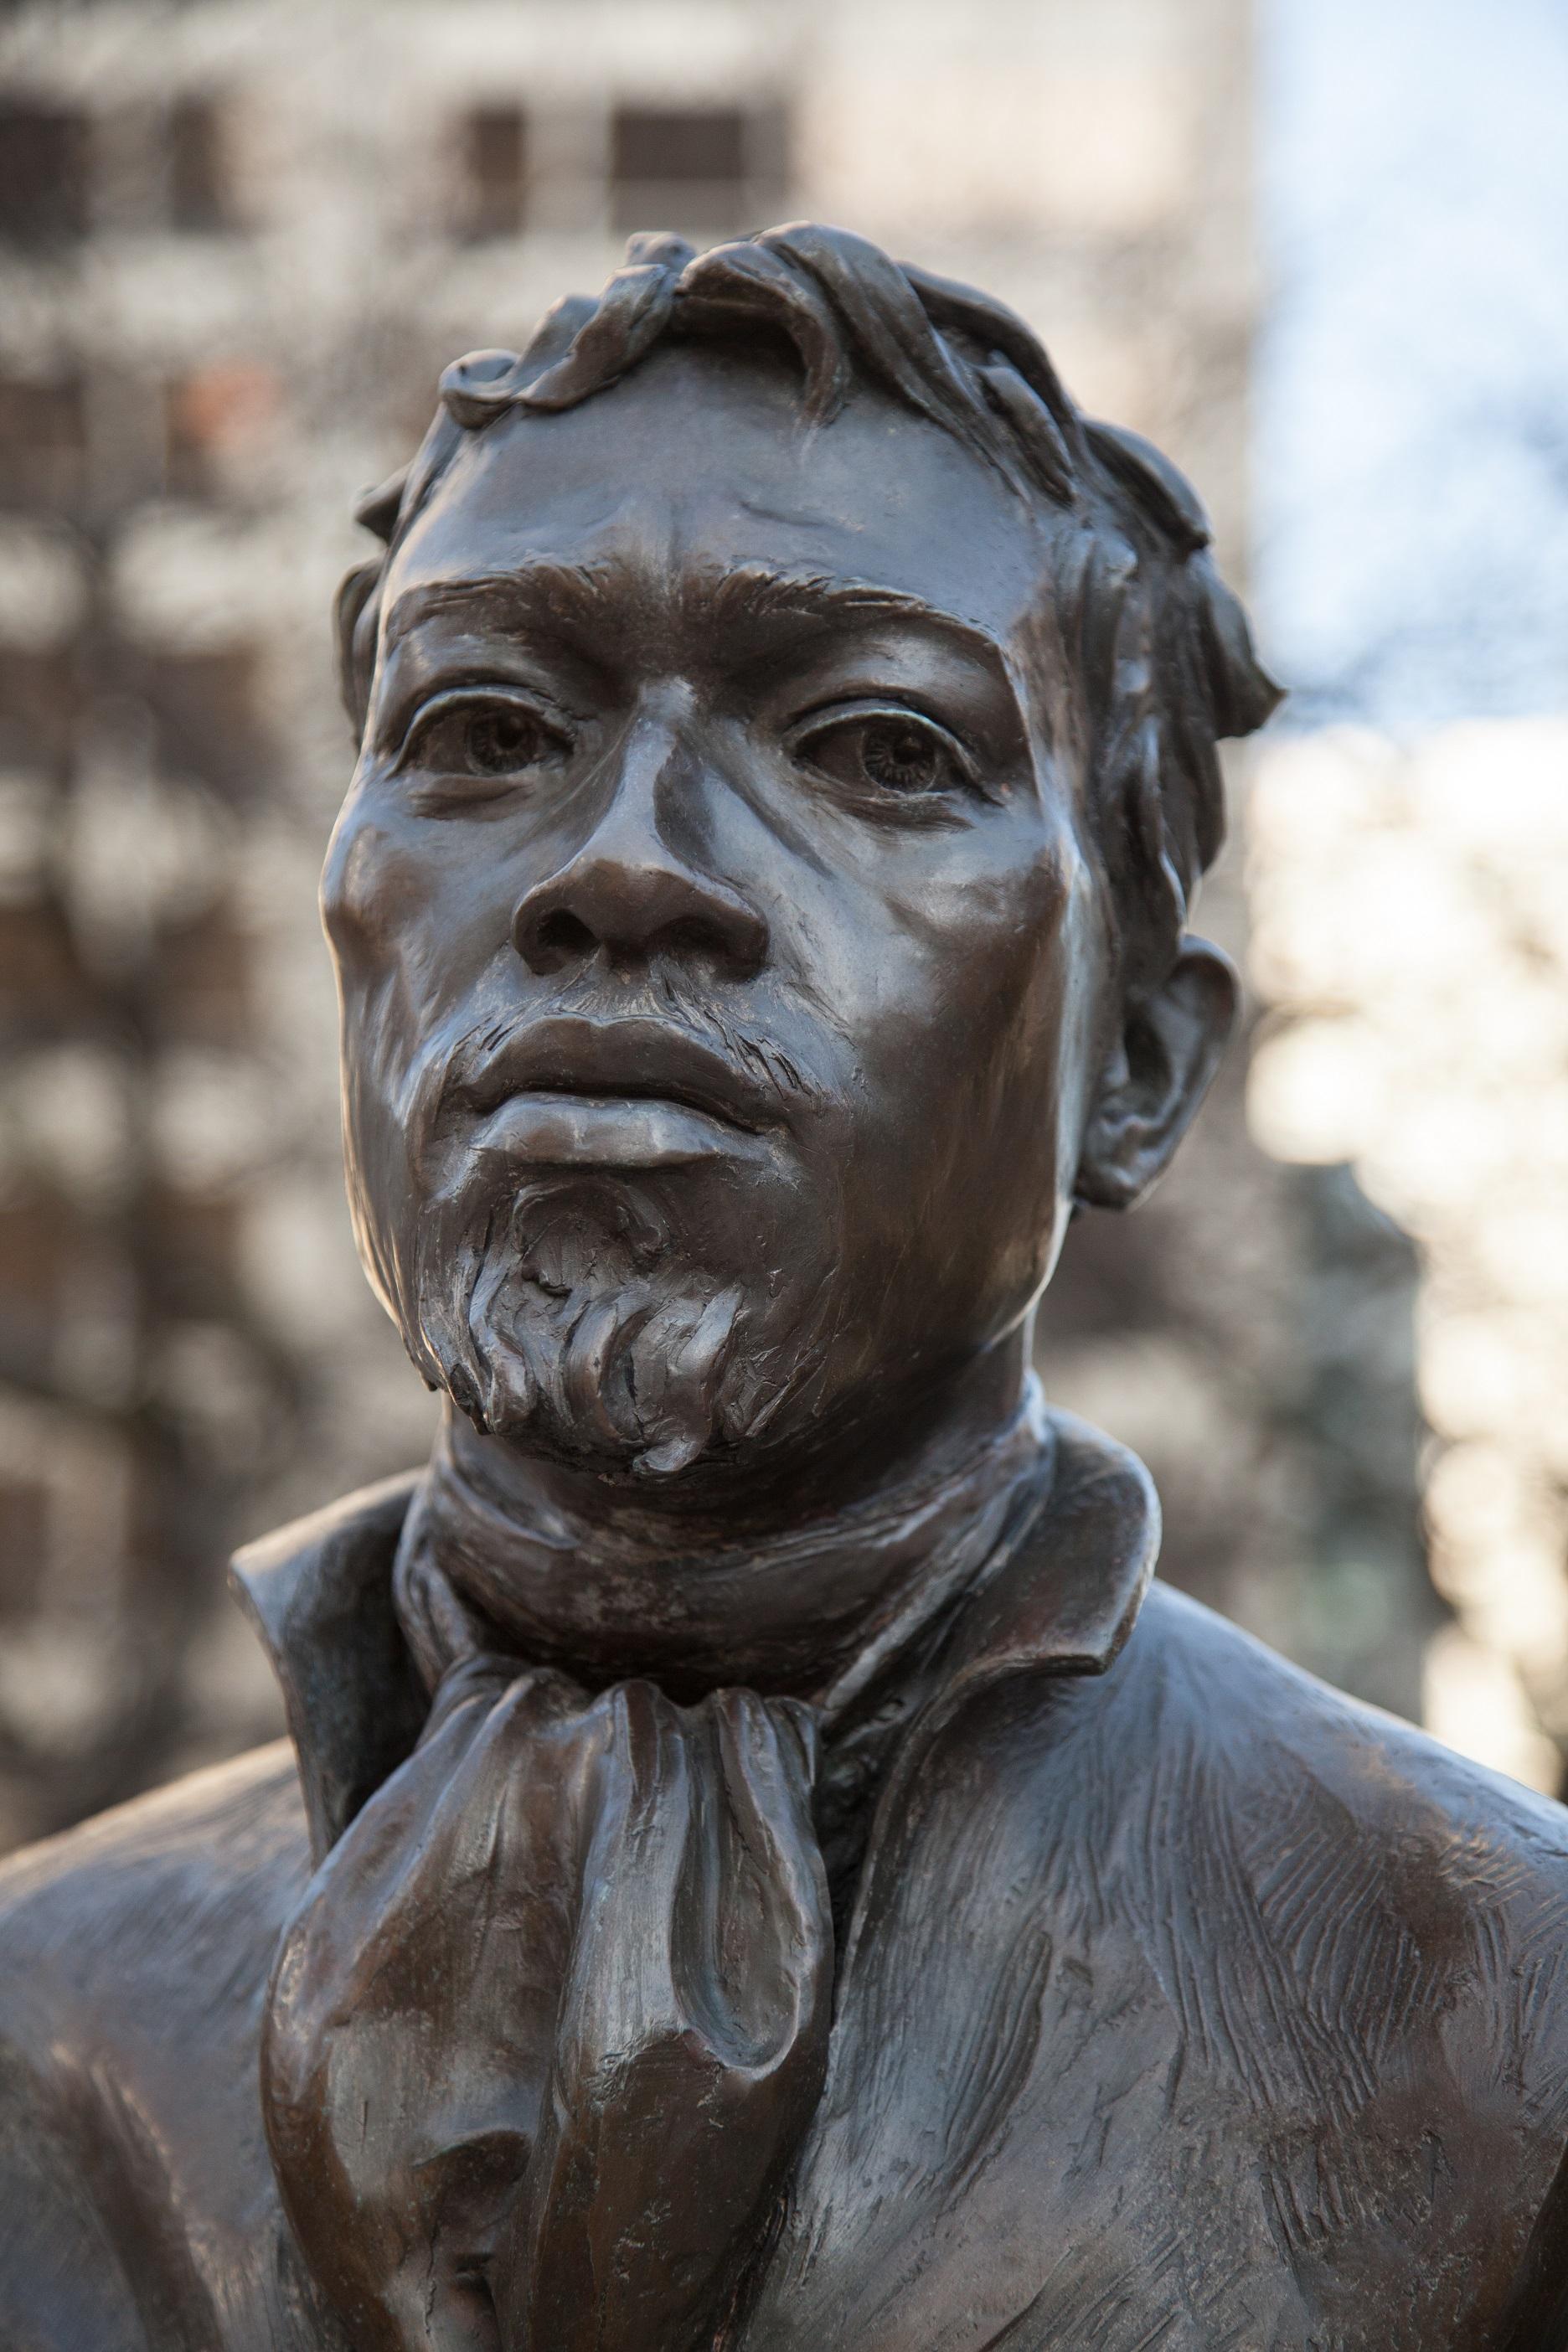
0, 0, 1430, 1851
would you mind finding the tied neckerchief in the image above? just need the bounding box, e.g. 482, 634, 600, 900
261, 1404, 1054, 2350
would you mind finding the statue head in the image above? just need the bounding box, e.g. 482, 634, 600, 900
322, 223, 1278, 1486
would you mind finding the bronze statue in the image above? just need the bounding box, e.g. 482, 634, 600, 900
3, 224, 1566, 2351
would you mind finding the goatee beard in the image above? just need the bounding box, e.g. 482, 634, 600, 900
405, 1172, 811, 1478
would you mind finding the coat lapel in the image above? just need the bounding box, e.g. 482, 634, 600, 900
230, 1470, 426, 1865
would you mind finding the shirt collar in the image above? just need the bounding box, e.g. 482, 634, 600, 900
230, 1409, 1158, 1869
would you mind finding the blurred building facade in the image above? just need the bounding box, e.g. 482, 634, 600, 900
0, 0, 1439, 1850
1249, 0, 1568, 1792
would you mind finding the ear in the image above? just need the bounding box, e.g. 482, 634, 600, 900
1074, 936, 1239, 1211
333, 557, 383, 740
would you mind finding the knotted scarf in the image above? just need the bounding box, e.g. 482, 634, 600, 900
261, 1405, 1053, 2350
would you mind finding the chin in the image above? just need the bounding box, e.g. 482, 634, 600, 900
395, 1168, 835, 1480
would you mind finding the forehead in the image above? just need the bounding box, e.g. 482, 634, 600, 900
386, 343, 1050, 642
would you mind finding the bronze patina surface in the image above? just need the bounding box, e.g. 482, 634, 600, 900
3, 224, 1566, 2351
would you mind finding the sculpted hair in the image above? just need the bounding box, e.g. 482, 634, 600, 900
337, 222, 1280, 993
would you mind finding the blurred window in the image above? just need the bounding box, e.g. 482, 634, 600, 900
143, 649, 272, 802
0, 1480, 46, 1619
0, 375, 86, 511
459, 107, 529, 241
0, 1202, 75, 1342
0, 650, 76, 777
155, 908, 250, 1044
167, 96, 230, 233
163, 361, 278, 498
0, 905, 96, 1032
149, 1189, 240, 1305
0, 101, 89, 245
613, 107, 746, 188
609, 105, 786, 231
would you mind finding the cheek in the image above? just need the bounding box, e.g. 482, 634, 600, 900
998, 856, 1108, 1153
323, 792, 513, 1004
832, 832, 1106, 1292
321, 789, 418, 972
863, 826, 1096, 1117
323, 810, 461, 1157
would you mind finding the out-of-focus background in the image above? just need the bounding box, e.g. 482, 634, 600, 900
0, 0, 1563, 1851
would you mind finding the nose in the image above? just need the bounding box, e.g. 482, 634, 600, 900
511, 720, 769, 978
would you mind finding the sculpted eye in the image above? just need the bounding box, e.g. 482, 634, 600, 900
796, 710, 970, 800
404, 693, 572, 786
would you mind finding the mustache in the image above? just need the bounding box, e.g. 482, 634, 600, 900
437, 1001, 823, 1135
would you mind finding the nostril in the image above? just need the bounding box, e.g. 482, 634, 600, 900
663, 913, 755, 967
518, 906, 597, 973
512, 857, 769, 977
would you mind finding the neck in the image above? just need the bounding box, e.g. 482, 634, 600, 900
409, 1324, 1050, 1700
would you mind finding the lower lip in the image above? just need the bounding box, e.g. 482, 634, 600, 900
475, 1091, 750, 1168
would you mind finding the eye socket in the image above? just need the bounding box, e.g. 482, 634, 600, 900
401, 691, 572, 787
794, 709, 971, 801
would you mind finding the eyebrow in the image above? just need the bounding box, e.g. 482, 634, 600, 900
699, 562, 1010, 663
384, 564, 617, 647
383, 560, 1008, 669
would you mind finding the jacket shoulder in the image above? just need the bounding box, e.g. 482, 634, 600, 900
1112, 1586, 1568, 2122
1140, 1578, 1568, 1870
0, 1737, 308, 2012
0, 1743, 310, 2351
950, 1579, 1568, 2141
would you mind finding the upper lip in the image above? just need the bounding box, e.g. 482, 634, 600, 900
458, 1014, 779, 1133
